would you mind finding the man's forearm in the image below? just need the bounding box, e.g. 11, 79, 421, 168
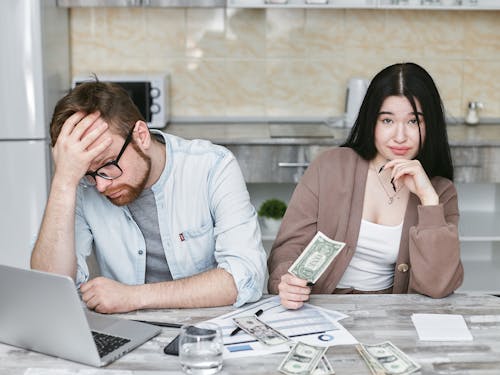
31, 179, 78, 278
138, 268, 238, 309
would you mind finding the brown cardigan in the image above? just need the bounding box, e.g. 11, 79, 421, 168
267, 147, 463, 298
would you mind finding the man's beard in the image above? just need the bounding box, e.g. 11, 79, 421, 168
106, 144, 152, 206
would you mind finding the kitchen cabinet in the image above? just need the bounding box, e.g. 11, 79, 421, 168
451, 146, 500, 184
57, 0, 224, 6
225, 144, 328, 183
227, 144, 500, 184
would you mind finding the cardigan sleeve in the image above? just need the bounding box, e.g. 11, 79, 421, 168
407, 180, 464, 298
267, 158, 321, 294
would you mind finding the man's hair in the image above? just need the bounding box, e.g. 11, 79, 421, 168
342, 62, 454, 181
49, 78, 145, 146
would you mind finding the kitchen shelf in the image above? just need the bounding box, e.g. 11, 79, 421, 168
57, 0, 225, 7
228, 0, 378, 8
459, 211, 500, 242
378, 0, 500, 10
458, 260, 500, 294
57, 0, 141, 6
228, 0, 500, 9
143, 0, 225, 6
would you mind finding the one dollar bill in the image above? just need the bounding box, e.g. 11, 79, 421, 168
288, 231, 346, 283
358, 341, 421, 375
278, 341, 327, 375
233, 315, 289, 346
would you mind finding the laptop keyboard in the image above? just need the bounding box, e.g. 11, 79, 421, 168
92, 331, 130, 358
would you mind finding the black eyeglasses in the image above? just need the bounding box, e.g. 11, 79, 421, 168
84, 128, 134, 186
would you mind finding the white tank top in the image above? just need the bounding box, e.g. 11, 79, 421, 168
337, 219, 403, 291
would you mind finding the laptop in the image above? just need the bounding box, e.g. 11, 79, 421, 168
0, 265, 161, 367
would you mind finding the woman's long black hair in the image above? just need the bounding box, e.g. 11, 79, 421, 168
342, 62, 454, 181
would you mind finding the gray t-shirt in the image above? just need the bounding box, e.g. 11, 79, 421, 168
128, 188, 173, 283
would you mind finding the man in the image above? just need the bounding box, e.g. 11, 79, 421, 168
31, 80, 266, 313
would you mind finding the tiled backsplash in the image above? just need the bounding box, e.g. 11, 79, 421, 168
70, 8, 500, 119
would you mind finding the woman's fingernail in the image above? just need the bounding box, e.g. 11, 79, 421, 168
378, 165, 385, 173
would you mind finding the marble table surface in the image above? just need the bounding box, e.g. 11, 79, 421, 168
1, 293, 499, 374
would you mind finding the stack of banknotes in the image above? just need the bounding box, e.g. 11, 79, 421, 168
356, 341, 421, 375
278, 342, 335, 375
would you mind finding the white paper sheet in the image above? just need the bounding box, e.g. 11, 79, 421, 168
411, 313, 473, 341
207, 296, 357, 358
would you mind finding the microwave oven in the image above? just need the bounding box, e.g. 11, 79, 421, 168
72, 73, 170, 129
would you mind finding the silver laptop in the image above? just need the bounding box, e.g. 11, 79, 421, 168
0, 265, 161, 367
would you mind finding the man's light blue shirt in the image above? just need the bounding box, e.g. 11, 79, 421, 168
74, 131, 266, 307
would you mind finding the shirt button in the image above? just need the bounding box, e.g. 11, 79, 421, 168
138, 250, 144, 255
397, 263, 409, 273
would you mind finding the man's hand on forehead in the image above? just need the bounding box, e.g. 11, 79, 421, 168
51, 111, 113, 186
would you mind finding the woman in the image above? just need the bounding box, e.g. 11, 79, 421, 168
267, 62, 463, 309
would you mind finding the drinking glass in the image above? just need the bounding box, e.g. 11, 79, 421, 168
179, 322, 223, 375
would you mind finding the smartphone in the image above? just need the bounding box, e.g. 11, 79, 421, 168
163, 334, 180, 356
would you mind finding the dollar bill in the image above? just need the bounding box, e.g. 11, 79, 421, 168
356, 344, 386, 375
278, 341, 327, 375
358, 341, 421, 375
233, 315, 289, 346
288, 231, 346, 283
311, 355, 335, 375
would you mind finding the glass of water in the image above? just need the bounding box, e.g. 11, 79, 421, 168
179, 322, 223, 375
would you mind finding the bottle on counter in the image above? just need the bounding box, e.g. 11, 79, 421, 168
465, 101, 483, 126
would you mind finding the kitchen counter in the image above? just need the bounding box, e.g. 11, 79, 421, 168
164, 122, 500, 146
162, 122, 500, 183
164, 122, 348, 145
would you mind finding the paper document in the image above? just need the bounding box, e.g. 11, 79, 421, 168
207, 296, 357, 358
411, 313, 473, 341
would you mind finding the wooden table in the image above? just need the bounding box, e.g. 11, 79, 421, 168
1, 293, 499, 374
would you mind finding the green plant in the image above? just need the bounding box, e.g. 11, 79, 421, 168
258, 199, 287, 219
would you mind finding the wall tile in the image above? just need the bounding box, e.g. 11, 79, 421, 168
186, 8, 226, 59
304, 9, 345, 58
69, 8, 500, 119
173, 59, 227, 116
422, 60, 464, 119
266, 9, 307, 58
464, 11, 500, 60
224, 60, 266, 116
226, 9, 266, 59
144, 9, 186, 58
463, 61, 500, 118
344, 10, 386, 49
265, 60, 308, 116
385, 10, 465, 60
300, 58, 347, 117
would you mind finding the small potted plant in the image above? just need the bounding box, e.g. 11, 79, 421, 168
258, 198, 287, 234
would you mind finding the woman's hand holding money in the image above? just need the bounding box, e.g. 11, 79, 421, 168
277, 273, 311, 310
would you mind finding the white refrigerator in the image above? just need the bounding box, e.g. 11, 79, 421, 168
0, 0, 69, 268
